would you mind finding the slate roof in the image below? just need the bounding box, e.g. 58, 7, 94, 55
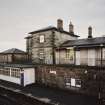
0, 63, 35, 68
25, 35, 32, 39
61, 37, 105, 47
0, 48, 26, 54
28, 26, 79, 37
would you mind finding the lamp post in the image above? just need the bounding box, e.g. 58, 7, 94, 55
98, 44, 104, 105
100, 44, 103, 67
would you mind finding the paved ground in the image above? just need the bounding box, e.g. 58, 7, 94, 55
0, 95, 19, 105
0, 96, 12, 105
0, 80, 97, 105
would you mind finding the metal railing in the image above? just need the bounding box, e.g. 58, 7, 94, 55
79, 58, 105, 67
56, 58, 74, 65
37, 58, 105, 67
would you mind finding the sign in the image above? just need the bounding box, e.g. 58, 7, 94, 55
50, 70, 56, 74
71, 78, 75, 86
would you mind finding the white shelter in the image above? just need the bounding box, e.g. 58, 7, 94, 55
0, 64, 35, 86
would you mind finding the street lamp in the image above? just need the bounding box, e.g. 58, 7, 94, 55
98, 44, 104, 105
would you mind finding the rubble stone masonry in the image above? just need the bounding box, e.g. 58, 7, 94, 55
35, 65, 103, 96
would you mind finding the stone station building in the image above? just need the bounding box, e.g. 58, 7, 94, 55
26, 19, 79, 64
25, 19, 104, 97
0, 19, 104, 99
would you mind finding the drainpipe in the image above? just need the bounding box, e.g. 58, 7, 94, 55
98, 44, 103, 105
100, 44, 103, 67
52, 31, 56, 65
58, 47, 60, 64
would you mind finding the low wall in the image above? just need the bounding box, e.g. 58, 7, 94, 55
35, 65, 101, 96
0, 75, 20, 85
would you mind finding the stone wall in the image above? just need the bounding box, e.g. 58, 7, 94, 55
0, 54, 29, 63
0, 54, 12, 63
54, 31, 77, 46
35, 65, 101, 96
30, 30, 77, 64
26, 37, 32, 55
13, 54, 29, 63
32, 48, 53, 64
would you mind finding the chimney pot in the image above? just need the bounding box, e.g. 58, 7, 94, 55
57, 19, 63, 31
88, 26, 92, 38
69, 21, 74, 34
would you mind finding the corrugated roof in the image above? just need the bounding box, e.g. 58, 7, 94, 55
61, 37, 105, 47
1, 48, 26, 54
28, 26, 79, 37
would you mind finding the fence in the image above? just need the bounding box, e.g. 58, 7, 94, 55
37, 58, 105, 67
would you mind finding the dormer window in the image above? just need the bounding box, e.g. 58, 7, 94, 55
39, 35, 44, 43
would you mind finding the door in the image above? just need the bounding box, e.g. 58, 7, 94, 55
20, 73, 24, 86
76, 51, 80, 65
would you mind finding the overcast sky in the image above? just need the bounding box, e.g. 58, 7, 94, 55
0, 0, 105, 52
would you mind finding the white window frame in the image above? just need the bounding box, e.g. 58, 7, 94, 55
39, 52, 44, 59
39, 35, 44, 43
66, 49, 70, 59
66, 48, 74, 60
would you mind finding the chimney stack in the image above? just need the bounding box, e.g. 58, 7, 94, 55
69, 21, 74, 34
57, 19, 63, 31
88, 26, 92, 38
